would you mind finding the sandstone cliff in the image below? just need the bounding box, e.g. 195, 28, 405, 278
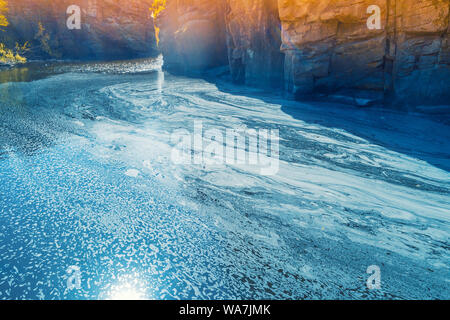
2, 0, 447, 106
155, 0, 450, 107
2, 0, 157, 60
279, 0, 450, 106
156, 0, 228, 73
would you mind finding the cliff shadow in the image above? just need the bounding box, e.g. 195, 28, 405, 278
209, 77, 450, 173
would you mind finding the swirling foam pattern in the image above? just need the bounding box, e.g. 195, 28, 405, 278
0, 58, 448, 299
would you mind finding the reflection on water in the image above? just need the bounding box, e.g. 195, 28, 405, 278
0, 67, 32, 83
0, 66, 43, 118
0, 64, 56, 84
0, 56, 163, 84
103, 274, 149, 300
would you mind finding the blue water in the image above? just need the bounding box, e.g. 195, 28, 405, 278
0, 58, 449, 299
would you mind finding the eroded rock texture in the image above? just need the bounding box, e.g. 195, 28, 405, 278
391, 0, 450, 105
155, 0, 284, 86
226, 0, 284, 87
279, 0, 450, 105
3, 0, 157, 60
155, 0, 228, 73
279, 0, 388, 101
157, 0, 449, 106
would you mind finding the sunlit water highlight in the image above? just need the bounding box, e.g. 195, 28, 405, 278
0, 58, 449, 299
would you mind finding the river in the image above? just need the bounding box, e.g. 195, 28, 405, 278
0, 57, 448, 299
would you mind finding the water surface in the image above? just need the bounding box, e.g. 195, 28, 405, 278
0, 58, 449, 299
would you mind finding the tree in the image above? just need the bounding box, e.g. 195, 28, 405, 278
0, 0, 9, 29
150, 0, 166, 46
0, 0, 28, 65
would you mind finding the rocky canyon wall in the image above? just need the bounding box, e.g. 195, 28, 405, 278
155, 0, 284, 86
279, 0, 450, 106
226, 0, 284, 87
155, 0, 228, 73
156, 0, 450, 107
2, 0, 157, 60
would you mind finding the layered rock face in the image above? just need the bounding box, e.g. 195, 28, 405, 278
280, 0, 389, 101
156, 0, 450, 106
389, 0, 450, 105
2, 0, 157, 60
155, 0, 284, 86
156, 0, 228, 73
226, 0, 284, 87
279, 0, 450, 105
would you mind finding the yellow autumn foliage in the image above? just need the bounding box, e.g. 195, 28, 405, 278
0, 0, 8, 29
150, 0, 166, 46
0, 0, 28, 65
